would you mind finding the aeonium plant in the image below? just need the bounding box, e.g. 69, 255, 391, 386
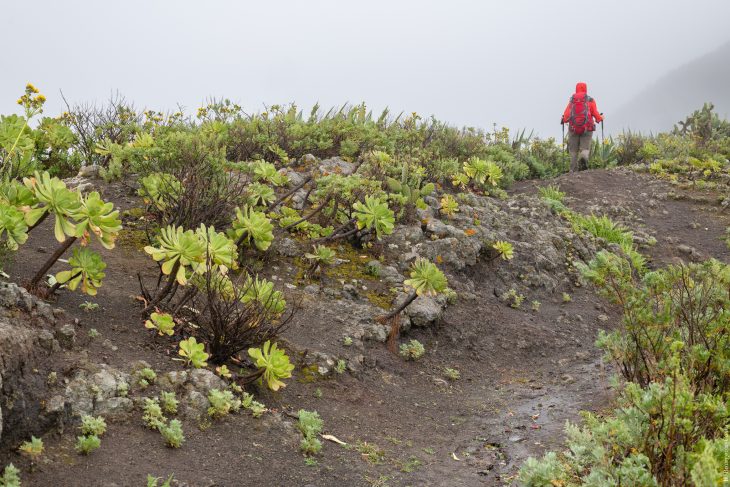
72, 191, 122, 249
13, 171, 121, 295
352, 196, 395, 240
304, 244, 337, 276
54, 247, 107, 296
377, 258, 449, 350
247, 340, 294, 391
141, 223, 243, 313
228, 206, 274, 252
144, 225, 206, 286
194, 224, 237, 274
23, 170, 80, 242
0, 203, 29, 250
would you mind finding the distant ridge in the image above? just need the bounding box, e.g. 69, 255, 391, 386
612, 40, 730, 134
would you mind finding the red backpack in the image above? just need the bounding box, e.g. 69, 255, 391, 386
568, 93, 595, 134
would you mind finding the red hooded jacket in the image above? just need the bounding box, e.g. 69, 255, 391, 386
562, 82, 603, 128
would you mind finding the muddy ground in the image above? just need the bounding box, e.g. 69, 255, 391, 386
1, 167, 728, 487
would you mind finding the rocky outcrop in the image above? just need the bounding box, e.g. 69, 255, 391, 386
0, 283, 73, 448
64, 365, 133, 418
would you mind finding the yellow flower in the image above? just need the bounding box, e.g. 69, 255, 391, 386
16, 98, 24, 105
35, 94, 46, 103
26, 82, 39, 93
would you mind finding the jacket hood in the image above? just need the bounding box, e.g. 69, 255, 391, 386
575, 82, 587, 93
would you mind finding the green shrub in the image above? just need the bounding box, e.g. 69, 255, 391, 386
80, 415, 107, 437
159, 391, 179, 415
142, 398, 166, 430
297, 410, 324, 456
522, 256, 730, 486
146, 474, 175, 487
207, 389, 241, 419
297, 410, 324, 438
18, 436, 44, 461
160, 419, 185, 448
570, 213, 633, 247
537, 184, 565, 203
75, 435, 101, 455
519, 368, 729, 486
0, 464, 20, 487
300, 436, 323, 456
399, 339, 425, 360
241, 392, 267, 418
580, 256, 730, 393
137, 367, 157, 386
443, 367, 460, 381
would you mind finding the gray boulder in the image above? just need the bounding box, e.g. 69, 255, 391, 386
275, 237, 301, 257
366, 261, 403, 284
64, 365, 133, 418
319, 157, 356, 175
188, 369, 226, 393
389, 224, 424, 246
405, 295, 445, 327
425, 218, 464, 239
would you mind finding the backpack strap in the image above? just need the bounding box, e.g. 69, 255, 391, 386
569, 95, 576, 124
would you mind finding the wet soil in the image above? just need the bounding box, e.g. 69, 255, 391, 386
2, 168, 728, 486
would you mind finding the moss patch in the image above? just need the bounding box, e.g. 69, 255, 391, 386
293, 242, 377, 286
123, 207, 147, 219
298, 364, 322, 383
327, 243, 377, 282
117, 228, 147, 251
365, 290, 393, 310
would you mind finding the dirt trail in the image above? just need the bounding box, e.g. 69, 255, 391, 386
513, 168, 730, 266
2, 168, 728, 487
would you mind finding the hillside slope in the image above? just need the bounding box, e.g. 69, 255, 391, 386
613, 41, 730, 134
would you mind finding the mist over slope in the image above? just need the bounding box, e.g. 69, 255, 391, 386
612, 40, 730, 134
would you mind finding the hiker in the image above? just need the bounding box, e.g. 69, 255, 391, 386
561, 82, 603, 172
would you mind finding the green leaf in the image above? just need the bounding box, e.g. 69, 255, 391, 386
248, 341, 294, 391
305, 245, 336, 266
251, 160, 289, 187
145, 312, 175, 336
403, 258, 448, 296
439, 194, 459, 217
246, 182, 276, 207
0, 114, 34, 156
463, 157, 503, 187
138, 173, 182, 211
420, 182, 435, 197
242, 275, 286, 314
23, 171, 80, 242
178, 337, 209, 368
55, 247, 106, 296
144, 225, 206, 285
195, 224, 238, 272
352, 196, 394, 239
228, 206, 274, 251
0, 179, 37, 208
72, 191, 122, 249
0, 203, 29, 250
386, 177, 403, 193
492, 240, 514, 260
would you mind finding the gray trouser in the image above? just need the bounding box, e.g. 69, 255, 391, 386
568, 130, 593, 172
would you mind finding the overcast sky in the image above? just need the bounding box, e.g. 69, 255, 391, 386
2, 0, 729, 138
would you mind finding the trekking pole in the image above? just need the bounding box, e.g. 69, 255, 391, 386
561, 120, 565, 154
600, 113, 604, 144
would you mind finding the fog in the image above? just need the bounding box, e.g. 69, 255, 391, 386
2, 0, 730, 138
